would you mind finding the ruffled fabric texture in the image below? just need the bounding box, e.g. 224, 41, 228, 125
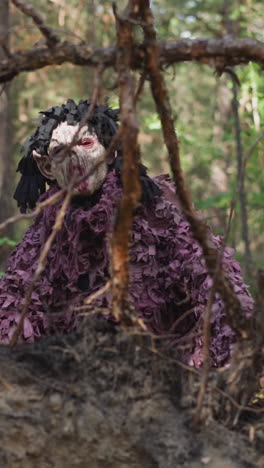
0, 170, 254, 367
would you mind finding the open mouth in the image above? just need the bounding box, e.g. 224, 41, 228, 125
67, 164, 90, 192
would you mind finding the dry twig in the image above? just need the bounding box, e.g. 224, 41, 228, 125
11, 0, 60, 47
244, 129, 264, 167
134, 71, 146, 104
83, 281, 110, 307
136, 0, 251, 341
194, 194, 237, 423
230, 73, 252, 275
0, 189, 65, 233
51, 63, 105, 167
111, 2, 142, 323
130, 0, 264, 415
193, 289, 214, 424
10, 181, 74, 346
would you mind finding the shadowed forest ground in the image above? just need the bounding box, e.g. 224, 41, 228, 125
0, 317, 263, 468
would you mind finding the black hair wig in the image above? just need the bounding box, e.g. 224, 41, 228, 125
14, 98, 161, 212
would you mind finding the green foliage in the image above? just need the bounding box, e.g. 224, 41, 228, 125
5, 0, 264, 276
195, 192, 232, 211
0, 237, 16, 248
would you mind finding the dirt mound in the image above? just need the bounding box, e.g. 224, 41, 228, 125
0, 318, 263, 468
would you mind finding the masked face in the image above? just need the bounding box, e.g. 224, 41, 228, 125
33, 121, 108, 195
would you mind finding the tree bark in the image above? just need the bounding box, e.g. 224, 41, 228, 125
231, 78, 252, 275
83, 0, 97, 95
0, 0, 14, 247
1, 37, 264, 84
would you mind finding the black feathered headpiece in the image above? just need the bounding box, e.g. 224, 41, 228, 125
14, 99, 120, 212
14, 98, 161, 212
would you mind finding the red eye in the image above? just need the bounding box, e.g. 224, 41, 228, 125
78, 138, 94, 147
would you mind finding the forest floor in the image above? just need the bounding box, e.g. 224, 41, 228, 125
0, 317, 263, 468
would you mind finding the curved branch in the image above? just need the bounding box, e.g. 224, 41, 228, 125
0, 37, 263, 83
136, 0, 251, 339
11, 0, 61, 47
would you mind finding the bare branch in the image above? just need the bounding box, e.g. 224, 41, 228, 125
134, 71, 146, 104
1, 37, 264, 83
244, 129, 264, 166
11, 0, 61, 47
193, 287, 214, 424
230, 73, 252, 275
194, 198, 237, 424
10, 181, 74, 346
53, 64, 105, 166
110, 2, 142, 324
136, 0, 251, 340
0, 189, 65, 233
161, 37, 264, 67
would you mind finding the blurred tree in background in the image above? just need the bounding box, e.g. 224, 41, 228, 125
0, 0, 263, 277
0, 2, 12, 228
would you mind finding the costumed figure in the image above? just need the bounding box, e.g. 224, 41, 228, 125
0, 99, 254, 367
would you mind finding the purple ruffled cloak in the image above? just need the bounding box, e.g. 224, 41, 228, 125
0, 170, 254, 367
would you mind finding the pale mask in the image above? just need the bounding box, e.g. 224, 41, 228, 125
33, 121, 108, 195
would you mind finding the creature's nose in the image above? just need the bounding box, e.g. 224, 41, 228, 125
50, 144, 70, 161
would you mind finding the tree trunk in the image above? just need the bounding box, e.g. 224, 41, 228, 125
0, 0, 16, 270
0, 0, 14, 232
83, 0, 97, 96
